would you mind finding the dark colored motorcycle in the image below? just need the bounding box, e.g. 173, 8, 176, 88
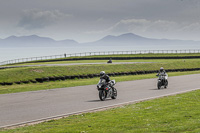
156, 74, 168, 89
97, 79, 117, 101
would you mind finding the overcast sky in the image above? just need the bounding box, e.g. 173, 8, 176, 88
1, 0, 200, 42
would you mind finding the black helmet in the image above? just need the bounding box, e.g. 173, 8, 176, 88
100, 71, 106, 78
160, 67, 164, 72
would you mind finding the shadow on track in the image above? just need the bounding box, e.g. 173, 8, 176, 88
86, 99, 113, 102
149, 88, 168, 90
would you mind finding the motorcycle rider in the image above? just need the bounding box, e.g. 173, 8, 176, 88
100, 71, 116, 93
157, 67, 167, 82
100, 71, 111, 83
98, 71, 117, 100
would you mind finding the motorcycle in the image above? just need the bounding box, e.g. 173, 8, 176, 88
97, 79, 117, 101
156, 73, 168, 89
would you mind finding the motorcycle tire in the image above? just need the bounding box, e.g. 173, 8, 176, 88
99, 90, 106, 101
164, 80, 168, 88
111, 87, 117, 99
157, 82, 161, 89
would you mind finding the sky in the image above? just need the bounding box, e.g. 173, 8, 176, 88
1, 0, 200, 43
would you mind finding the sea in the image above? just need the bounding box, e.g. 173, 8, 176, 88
1, 44, 200, 63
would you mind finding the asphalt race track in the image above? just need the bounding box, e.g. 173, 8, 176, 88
0, 74, 200, 128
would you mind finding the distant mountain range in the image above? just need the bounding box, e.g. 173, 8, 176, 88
0, 35, 78, 47
0, 33, 199, 47
87, 33, 199, 46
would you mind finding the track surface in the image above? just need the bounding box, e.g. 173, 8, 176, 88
0, 74, 200, 128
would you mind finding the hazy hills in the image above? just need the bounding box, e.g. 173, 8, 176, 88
88, 33, 199, 46
0, 33, 199, 47
0, 35, 78, 47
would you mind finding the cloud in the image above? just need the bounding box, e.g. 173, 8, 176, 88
85, 18, 200, 41
109, 19, 180, 34
112, 19, 200, 38
18, 9, 72, 30
85, 19, 179, 35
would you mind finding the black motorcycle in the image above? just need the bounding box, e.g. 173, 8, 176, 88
97, 79, 117, 101
156, 74, 168, 89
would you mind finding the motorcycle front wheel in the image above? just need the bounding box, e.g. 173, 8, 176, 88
164, 80, 168, 88
111, 87, 117, 99
99, 90, 106, 101
157, 81, 161, 89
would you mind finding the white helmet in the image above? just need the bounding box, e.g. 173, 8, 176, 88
100, 71, 106, 78
160, 67, 164, 72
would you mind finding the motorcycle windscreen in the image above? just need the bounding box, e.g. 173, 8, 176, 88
165, 74, 168, 79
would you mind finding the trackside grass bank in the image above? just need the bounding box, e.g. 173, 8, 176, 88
1, 59, 200, 83
1, 88, 200, 132
0, 71, 200, 94
4, 53, 200, 66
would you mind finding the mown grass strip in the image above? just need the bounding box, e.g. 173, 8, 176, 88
0, 59, 200, 82
1, 84, 200, 132
0, 71, 200, 94
0, 58, 177, 67
1, 67, 200, 86
4, 53, 200, 66
0, 59, 200, 83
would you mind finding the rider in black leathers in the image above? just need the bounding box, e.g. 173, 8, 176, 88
100, 71, 115, 92
100, 71, 111, 83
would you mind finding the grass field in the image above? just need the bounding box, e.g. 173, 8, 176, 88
1, 59, 200, 83
1, 57, 200, 94
1, 87, 200, 133
3, 59, 156, 66
3, 58, 197, 66
4, 53, 200, 66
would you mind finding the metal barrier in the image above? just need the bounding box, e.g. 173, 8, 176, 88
0, 49, 200, 66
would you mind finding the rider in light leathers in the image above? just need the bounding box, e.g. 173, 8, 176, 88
157, 67, 167, 82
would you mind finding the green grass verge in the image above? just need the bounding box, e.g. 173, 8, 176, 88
1, 84, 200, 132
2, 59, 158, 66
3, 60, 110, 66
0, 71, 200, 94
1, 59, 200, 83
4, 53, 200, 66
2, 58, 193, 66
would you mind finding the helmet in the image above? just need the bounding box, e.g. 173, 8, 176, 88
100, 71, 106, 78
160, 67, 164, 72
